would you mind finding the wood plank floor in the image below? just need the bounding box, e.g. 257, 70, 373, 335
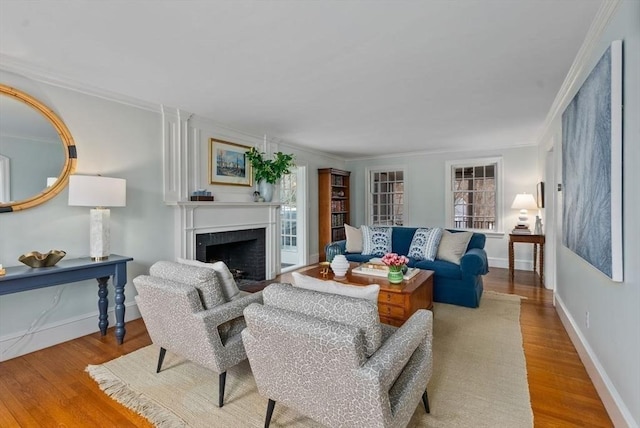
0, 267, 612, 427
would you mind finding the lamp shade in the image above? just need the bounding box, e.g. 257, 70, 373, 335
510, 193, 537, 210
68, 175, 126, 207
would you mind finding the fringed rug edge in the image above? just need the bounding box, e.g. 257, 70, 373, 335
86, 363, 186, 428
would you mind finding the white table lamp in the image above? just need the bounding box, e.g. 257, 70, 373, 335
68, 175, 126, 260
511, 193, 538, 229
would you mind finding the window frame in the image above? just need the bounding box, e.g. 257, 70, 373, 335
365, 166, 408, 226
279, 171, 297, 250
444, 157, 504, 235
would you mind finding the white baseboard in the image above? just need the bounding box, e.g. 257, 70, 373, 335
555, 295, 636, 428
0, 302, 141, 362
488, 257, 533, 270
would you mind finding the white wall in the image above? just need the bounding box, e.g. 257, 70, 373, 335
346, 145, 540, 270
552, 0, 640, 426
539, 1, 639, 425
0, 78, 174, 360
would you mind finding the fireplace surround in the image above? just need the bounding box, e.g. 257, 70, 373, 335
170, 201, 281, 280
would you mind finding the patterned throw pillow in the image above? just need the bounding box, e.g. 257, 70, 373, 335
408, 228, 444, 261
361, 226, 393, 256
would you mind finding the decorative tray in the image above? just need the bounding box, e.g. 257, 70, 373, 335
351, 265, 420, 281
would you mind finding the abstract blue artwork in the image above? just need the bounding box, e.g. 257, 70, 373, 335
562, 40, 623, 281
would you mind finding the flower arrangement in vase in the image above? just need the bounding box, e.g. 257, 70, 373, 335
381, 253, 409, 284
245, 147, 295, 202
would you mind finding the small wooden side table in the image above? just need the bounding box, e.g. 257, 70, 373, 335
509, 234, 545, 284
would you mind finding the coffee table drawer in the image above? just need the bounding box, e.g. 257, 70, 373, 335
378, 303, 407, 318
378, 291, 405, 306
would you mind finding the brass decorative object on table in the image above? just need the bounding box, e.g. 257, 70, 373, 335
18, 250, 66, 268
319, 261, 331, 277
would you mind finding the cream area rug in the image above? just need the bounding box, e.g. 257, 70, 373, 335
87, 291, 533, 427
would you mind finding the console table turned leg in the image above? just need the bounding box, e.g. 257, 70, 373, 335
113, 264, 127, 345
97, 276, 109, 336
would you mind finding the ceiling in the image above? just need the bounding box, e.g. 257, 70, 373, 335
0, 1, 604, 158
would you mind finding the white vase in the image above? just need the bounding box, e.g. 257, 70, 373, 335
330, 254, 349, 278
258, 180, 274, 202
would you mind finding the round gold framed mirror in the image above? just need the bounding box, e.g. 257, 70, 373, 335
0, 83, 77, 213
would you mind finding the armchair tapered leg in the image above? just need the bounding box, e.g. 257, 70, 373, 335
156, 347, 167, 373
422, 389, 430, 413
218, 371, 227, 407
264, 399, 276, 428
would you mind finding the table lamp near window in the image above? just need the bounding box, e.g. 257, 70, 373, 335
510, 193, 537, 234
68, 175, 126, 260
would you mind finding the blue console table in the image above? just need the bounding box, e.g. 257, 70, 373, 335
0, 254, 134, 344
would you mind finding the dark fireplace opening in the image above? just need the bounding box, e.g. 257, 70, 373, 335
195, 228, 266, 282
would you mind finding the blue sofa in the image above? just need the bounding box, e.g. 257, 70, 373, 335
331, 227, 489, 308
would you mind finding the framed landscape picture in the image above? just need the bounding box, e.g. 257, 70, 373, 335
209, 138, 252, 186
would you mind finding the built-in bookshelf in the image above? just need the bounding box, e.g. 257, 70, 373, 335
318, 168, 351, 261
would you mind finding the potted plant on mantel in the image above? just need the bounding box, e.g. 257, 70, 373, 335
245, 147, 295, 202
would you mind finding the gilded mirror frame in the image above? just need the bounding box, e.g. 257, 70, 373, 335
0, 84, 77, 213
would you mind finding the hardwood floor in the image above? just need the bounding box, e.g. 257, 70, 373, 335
0, 267, 612, 427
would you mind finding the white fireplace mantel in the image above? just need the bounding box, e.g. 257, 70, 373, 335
169, 201, 282, 280
162, 108, 282, 279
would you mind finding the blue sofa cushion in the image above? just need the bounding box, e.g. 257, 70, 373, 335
411, 259, 462, 280
465, 231, 486, 250
344, 253, 374, 264
391, 227, 417, 256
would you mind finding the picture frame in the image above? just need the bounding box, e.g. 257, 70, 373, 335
209, 138, 252, 186
562, 40, 623, 282
536, 182, 545, 209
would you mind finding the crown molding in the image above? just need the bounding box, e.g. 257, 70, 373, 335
0, 54, 161, 113
346, 141, 538, 162
536, 0, 621, 146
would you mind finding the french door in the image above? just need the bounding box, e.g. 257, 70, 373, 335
280, 166, 307, 271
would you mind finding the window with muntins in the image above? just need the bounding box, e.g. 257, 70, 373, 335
368, 169, 405, 226
280, 172, 297, 249
446, 158, 502, 232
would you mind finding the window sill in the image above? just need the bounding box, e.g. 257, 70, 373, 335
450, 228, 505, 238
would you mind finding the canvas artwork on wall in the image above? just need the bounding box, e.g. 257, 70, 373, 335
561, 40, 623, 282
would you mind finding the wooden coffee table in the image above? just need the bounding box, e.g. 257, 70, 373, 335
286, 263, 434, 327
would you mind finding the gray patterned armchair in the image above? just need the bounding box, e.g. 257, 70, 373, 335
242, 283, 433, 428
133, 261, 262, 407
